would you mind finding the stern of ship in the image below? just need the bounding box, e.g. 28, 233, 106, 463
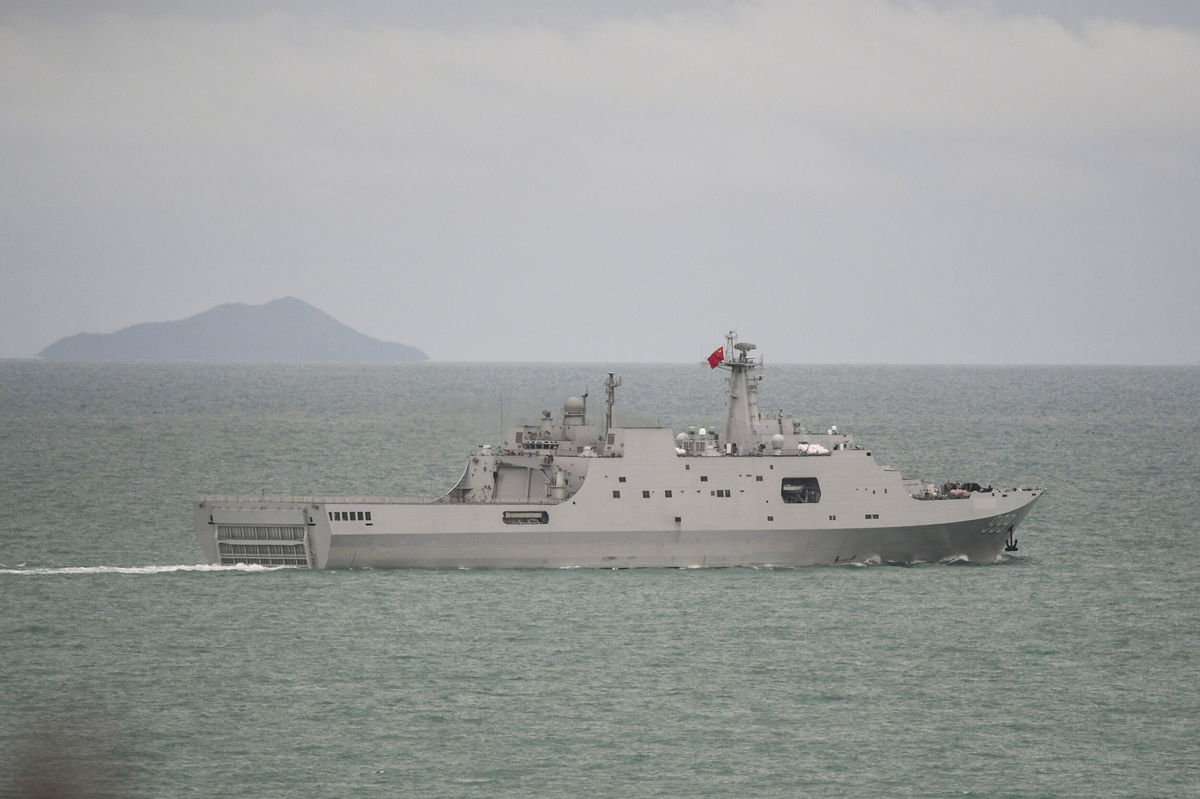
194, 498, 328, 568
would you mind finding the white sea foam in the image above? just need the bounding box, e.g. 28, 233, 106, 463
0, 563, 290, 576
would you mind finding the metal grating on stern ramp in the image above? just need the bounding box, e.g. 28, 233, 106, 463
215, 524, 311, 567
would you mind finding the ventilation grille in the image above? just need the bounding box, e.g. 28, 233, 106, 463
216, 524, 310, 567
502, 510, 549, 524
218, 525, 305, 541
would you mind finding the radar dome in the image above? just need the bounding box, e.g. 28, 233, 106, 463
676, 432, 689, 443
771, 434, 785, 447
564, 396, 585, 415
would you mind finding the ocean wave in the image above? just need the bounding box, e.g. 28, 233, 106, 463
0, 563, 291, 576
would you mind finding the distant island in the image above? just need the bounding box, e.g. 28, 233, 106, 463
38, 297, 428, 362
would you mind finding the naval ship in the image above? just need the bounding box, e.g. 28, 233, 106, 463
194, 335, 1042, 568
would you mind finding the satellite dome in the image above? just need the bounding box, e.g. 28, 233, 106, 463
564, 396, 585, 415
676, 432, 689, 443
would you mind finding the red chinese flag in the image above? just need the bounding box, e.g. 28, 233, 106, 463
707, 346, 724, 368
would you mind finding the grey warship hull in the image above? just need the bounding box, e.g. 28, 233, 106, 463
195, 490, 1039, 569
194, 335, 1042, 569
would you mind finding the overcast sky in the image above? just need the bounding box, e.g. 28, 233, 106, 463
2, 1, 1197, 363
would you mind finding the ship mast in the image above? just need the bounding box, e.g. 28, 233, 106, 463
717, 331, 763, 455
604, 372, 621, 435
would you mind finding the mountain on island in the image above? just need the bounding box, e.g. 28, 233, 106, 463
38, 297, 428, 362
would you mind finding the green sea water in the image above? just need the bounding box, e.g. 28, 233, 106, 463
2, 361, 1197, 798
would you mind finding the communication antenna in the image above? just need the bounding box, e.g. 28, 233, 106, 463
604, 372, 622, 435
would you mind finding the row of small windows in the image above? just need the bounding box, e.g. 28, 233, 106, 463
613, 479, 822, 503
330, 510, 372, 522
682, 464, 777, 472
615, 488, 732, 499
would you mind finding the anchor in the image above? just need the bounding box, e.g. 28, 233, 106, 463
1004, 526, 1019, 553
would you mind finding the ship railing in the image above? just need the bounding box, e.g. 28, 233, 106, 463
197, 494, 440, 505
435, 496, 565, 505
910, 486, 1043, 501
196, 494, 566, 506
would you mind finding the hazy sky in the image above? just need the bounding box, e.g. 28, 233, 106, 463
2, 1, 1198, 363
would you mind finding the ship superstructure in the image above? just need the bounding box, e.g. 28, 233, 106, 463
194, 335, 1042, 568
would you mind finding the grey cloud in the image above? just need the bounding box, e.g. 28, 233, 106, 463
1, 1, 1197, 363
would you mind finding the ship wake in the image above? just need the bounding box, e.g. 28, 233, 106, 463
0, 563, 293, 576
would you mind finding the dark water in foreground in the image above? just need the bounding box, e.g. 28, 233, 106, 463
1, 362, 1197, 798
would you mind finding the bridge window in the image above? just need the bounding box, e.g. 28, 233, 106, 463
781, 477, 821, 504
